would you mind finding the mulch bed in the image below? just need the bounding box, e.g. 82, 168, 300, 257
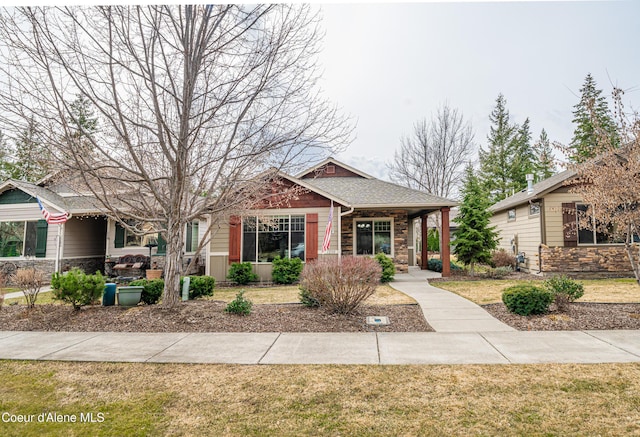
0, 301, 434, 333
483, 302, 640, 331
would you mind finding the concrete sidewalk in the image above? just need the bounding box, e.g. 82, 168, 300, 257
0, 269, 639, 364
0, 330, 638, 364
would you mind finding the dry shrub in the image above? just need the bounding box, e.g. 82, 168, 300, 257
491, 249, 516, 268
12, 268, 45, 309
299, 256, 381, 314
0, 272, 5, 309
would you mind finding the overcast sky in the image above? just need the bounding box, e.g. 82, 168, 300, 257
314, 1, 640, 180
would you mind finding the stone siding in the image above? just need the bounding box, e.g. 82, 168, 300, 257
540, 245, 635, 277
0, 256, 104, 285
341, 209, 409, 273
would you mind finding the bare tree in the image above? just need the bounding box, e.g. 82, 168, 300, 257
570, 87, 640, 284
388, 103, 475, 199
0, 5, 351, 307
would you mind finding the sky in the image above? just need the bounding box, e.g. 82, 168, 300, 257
313, 1, 640, 180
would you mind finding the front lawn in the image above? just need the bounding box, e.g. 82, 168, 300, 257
435, 278, 640, 305
1, 361, 639, 436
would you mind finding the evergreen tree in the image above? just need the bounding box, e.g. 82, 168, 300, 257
510, 117, 536, 190
479, 94, 518, 203
533, 129, 556, 180
453, 166, 498, 276
0, 130, 16, 180
569, 73, 619, 163
11, 117, 52, 182
68, 94, 98, 136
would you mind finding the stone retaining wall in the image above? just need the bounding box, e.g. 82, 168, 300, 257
540, 245, 635, 276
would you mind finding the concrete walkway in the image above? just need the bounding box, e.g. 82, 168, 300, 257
390, 268, 515, 332
0, 270, 639, 364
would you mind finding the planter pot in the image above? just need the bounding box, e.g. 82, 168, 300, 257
103, 283, 117, 306
117, 286, 143, 307
146, 269, 163, 280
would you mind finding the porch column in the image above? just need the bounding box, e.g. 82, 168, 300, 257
441, 207, 451, 277
421, 214, 428, 270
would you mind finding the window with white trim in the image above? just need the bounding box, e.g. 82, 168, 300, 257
242, 215, 305, 263
355, 219, 392, 255
185, 221, 199, 253
576, 204, 625, 245
0, 221, 46, 257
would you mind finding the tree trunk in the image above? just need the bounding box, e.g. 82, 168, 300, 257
162, 219, 184, 308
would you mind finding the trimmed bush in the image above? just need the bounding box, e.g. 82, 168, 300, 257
502, 284, 553, 316
491, 249, 516, 268
374, 252, 395, 283
227, 262, 258, 285
543, 275, 584, 311
130, 278, 164, 305
51, 268, 106, 309
271, 256, 303, 284
225, 290, 253, 315
427, 258, 461, 273
188, 276, 215, 299
299, 256, 381, 314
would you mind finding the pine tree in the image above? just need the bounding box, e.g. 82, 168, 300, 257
510, 117, 537, 190
453, 166, 498, 276
533, 129, 556, 180
479, 94, 518, 203
0, 130, 16, 181
569, 73, 619, 163
11, 118, 52, 182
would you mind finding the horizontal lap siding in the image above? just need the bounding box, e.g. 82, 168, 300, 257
543, 192, 584, 247
491, 204, 542, 272
62, 217, 107, 258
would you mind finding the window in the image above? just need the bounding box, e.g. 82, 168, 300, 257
0, 220, 47, 257
529, 202, 540, 216
242, 215, 305, 263
576, 204, 625, 245
185, 221, 199, 253
355, 219, 392, 255
508, 209, 516, 221
115, 220, 158, 248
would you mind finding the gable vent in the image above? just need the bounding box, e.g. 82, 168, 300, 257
325, 165, 335, 174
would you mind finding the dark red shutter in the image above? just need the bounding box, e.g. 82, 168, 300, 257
229, 216, 242, 264
562, 203, 577, 247
306, 213, 318, 262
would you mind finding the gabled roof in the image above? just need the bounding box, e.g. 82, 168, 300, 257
489, 170, 577, 213
296, 157, 374, 179
303, 177, 457, 208
0, 179, 99, 214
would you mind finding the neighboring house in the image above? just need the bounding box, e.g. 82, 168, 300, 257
489, 170, 633, 276
208, 158, 457, 281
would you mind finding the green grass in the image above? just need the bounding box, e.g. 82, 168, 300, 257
1, 361, 639, 436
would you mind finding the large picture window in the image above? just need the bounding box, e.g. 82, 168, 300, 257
576, 204, 624, 245
355, 219, 392, 255
242, 215, 305, 263
0, 220, 47, 257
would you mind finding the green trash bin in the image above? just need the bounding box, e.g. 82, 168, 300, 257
103, 283, 116, 306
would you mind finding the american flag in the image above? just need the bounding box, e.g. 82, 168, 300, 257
322, 202, 333, 253
36, 196, 69, 224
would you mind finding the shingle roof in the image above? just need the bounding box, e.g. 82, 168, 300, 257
489, 170, 577, 213
4, 179, 100, 214
303, 177, 457, 208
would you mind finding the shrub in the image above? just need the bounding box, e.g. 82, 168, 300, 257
491, 249, 516, 268
374, 252, 395, 283
0, 272, 6, 309
188, 276, 215, 299
130, 278, 164, 305
271, 256, 303, 284
427, 258, 461, 273
502, 284, 553, 316
543, 275, 585, 311
227, 262, 258, 285
483, 266, 513, 279
11, 268, 45, 308
225, 290, 253, 315
299, 286, 320, 308
300, 256, 381, 314
51, 268, 106, 309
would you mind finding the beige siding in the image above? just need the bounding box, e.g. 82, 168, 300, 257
543, 192, 584, 246
209, 207, 337, 282
62, 217, 107, 258
491, 203, 542, 272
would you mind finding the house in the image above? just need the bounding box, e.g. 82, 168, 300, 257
0, 158, 457, 280
489, 170, 634, 277
207, 158, 457, 281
